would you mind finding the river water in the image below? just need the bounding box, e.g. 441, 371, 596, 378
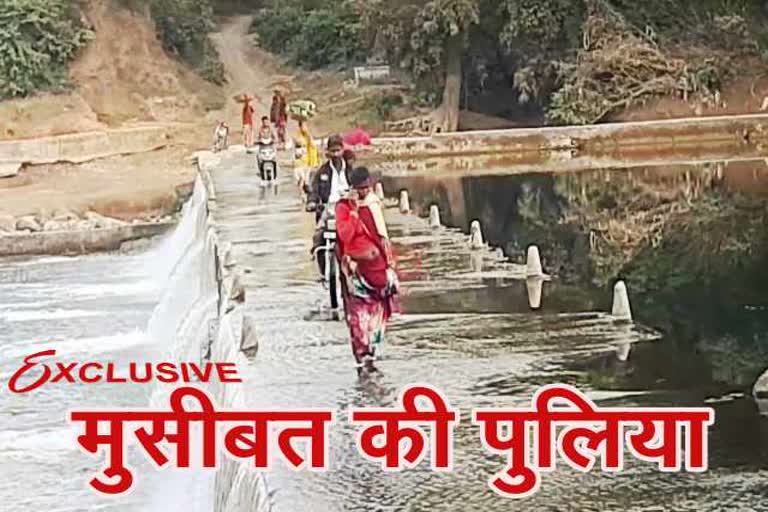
0, 181, 218, 512
0, 252, 161, 511
1, 153, 767, 511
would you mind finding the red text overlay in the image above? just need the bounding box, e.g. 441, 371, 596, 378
65, 384, 714, 498
7, 349, 242, 393
473, 384, 714, 498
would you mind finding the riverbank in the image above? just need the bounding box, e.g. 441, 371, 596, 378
4, 6, 768, 256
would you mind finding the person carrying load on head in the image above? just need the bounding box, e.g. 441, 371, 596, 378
234, 93, 257, 148
271, 89, 288, 146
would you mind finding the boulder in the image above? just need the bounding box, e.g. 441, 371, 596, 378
120, 237, 154, 253
16, 216, 41, 232
52, 209, 80, 222
84, 211, 127, 229
42, 220, 67, 232
34, 209, 53, 225
0, 214, 16, 233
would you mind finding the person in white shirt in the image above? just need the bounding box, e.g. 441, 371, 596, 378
327, 153, 349, 205
212, 121, 229, 152
307, 135, 354, 279
307, 135, 351, 221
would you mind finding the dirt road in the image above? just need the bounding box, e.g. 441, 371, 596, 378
0, 15, 284, 221
209, 16, 271, 122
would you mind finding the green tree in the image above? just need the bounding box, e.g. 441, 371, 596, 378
354, 0, 479, 133
0, 0, 92, 99
149, 0, 225, 83
251, 1, 366, 70
250, 0, 768, 127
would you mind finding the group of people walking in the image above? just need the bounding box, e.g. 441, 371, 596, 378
213, 90, 291, 151
239, 90, 289, 147
215, 91, 399, 372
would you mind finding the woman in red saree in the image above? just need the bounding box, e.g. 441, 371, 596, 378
335, 167, 400, 371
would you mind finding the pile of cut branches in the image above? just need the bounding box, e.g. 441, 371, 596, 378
546, 0, 728, 125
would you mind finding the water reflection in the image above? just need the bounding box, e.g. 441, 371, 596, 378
526, 276, 545, 310
381, 158, 768, 396
207, 148, 768, 511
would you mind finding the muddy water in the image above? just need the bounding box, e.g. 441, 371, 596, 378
206, 150, 768, 512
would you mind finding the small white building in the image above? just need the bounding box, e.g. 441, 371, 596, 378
353, 65, 391, 86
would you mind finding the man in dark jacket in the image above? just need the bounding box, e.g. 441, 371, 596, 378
307, 135, 352, 278
306, 135, 351, 220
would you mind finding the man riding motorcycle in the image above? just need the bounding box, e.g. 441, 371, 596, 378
306, 135, 351, 279
306, 135, 351, 220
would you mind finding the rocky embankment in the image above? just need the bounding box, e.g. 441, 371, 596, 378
0, 209, 174, 235
0, 209, 178, 256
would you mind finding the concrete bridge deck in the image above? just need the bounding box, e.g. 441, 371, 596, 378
197, 148, 729, 511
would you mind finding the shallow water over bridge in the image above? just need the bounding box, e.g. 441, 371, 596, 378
1, 148, 767, 511
207, 150, 768, 511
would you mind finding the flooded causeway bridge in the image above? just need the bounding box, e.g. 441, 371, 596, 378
194, 144, 768, 511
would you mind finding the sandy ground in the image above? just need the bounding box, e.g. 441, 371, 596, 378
0, 143, 196, 220
0, 9, 262, 220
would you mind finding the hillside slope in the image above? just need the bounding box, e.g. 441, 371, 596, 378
0, 0, 220, 141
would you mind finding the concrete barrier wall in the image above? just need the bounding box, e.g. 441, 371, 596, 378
3, 113, 767, 167
0, 125, 173, 165
369, 113, 768, 158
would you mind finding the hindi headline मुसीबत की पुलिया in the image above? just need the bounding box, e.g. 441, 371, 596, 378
65, 383, 715, 498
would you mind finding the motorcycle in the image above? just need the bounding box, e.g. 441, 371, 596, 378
256, 137, 278, 183
308, 204, 343, 319
212, 124, 229, 153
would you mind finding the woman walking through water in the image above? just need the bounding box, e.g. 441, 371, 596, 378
335, 167, 400, 372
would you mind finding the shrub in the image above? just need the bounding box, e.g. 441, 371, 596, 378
150, 0, 225, 84
0, 0, 92, 99
251, 6, 304, 53
251, 6, 366, 69
364, 93, 404, 120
